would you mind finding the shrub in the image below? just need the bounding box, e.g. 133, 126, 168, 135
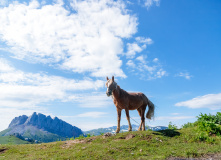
182, 122, 195, 129
168, 121, 178, 130
196, 112, 221, 136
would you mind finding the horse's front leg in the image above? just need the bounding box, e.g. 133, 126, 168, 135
125, 108, 132, 131
116, 108, 121, 133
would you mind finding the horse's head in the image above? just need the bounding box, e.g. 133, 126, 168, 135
106, 76, 117, 97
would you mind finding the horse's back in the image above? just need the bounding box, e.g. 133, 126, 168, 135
128, 92, 148, 109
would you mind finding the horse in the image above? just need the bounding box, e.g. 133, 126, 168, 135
106, 76, 155, 133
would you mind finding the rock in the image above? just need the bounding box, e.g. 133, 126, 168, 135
9, 115, 28, 128
103, 132, 115, 138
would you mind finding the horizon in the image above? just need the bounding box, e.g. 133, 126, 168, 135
5, 111, 169, 132
0, 0, 221, 132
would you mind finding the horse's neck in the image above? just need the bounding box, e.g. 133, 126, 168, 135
113, 86, 122, 100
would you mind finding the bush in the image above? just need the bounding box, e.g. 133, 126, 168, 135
182, 122, 195, 129
197, 112, 221, 125
196, 112, 221, 136
168, 121, 178, 130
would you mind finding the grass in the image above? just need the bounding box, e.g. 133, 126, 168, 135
0, 127, 221, 160
0, 136, 30, 145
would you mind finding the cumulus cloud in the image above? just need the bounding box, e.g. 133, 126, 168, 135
0, 0, 138, 78
175, 93, 221, 110
126, 55, 166, 80
125, 37, 153, 58
144, 0, 160, 9
176, 72, 192, 80
136, 37, 153, 45
0, 58, 104, 109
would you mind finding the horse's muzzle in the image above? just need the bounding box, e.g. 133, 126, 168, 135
106, 91, 112, 97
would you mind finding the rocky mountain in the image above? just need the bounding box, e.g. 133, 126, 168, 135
0, 112, 83, 143
84, 124, 168, 136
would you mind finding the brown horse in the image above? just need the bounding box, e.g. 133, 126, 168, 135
106, 76, 155, 133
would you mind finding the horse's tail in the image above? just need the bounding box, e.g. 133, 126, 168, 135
146, 98, 155, 119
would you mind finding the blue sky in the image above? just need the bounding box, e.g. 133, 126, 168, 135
0, 0, 221, 131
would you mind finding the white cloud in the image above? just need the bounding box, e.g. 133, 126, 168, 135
126, 55, 166, 80
0, 58, 108, 130
153, 58, 158, 63
0, 58, 14, 72
125, 43, 144, 58
0, 0, 7, 7
0, 0, 138, 78
156, 116, 195, 121
144, 0, 160, 9
126, 59, 136, 68
68, 92, 113, 108
0, 58, 104, 109
76, 112, 108, 118
125, 37, 153, 58
171, 113, 180, 116
136, 37, 153, 45
136, 55, 146, 63
175, 93, 221, 110
176, 72, 192, 80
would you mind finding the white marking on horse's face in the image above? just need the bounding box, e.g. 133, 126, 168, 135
106, 79, 114, 97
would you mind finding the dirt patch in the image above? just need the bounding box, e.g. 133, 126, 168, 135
125, 134, 135, 140
61, 137, 97, 149
167, 153, 221, 160
115, 134, 135, 141
0, 148, 7, 154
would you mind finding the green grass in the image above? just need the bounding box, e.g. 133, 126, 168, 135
22, 129, 65, 143
0, 136, 30, 145
0, 127, 221, 160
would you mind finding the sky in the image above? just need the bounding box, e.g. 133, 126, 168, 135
0, 0, 221, 131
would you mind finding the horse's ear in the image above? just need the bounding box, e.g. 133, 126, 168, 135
112, 76, 114, 81
106, 77, 109, 80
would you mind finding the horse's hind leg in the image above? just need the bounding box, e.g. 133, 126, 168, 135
141, 105, 147, 131
137, 108, 142, 131
125, 108, 132, 131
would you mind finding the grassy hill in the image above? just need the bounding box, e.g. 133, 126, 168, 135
0, 127, 220, 159
0, 112, 221, 159
0, 127, 67, 143
0, 135, 30, 145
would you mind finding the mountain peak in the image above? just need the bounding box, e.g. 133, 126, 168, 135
7, 112, 83, 141
9, 115, 28, 128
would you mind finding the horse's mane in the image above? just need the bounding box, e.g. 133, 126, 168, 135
117, 85, 129, 97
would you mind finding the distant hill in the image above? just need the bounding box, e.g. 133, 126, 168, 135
0, 135, 31, 145
0, 112, 83, 143
84, 124, 168, 136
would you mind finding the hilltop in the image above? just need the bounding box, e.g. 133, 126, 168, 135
1, 112, 221, 159
0, 127, 221, 159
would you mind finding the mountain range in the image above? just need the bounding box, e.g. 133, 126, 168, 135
84, 124, 168, 136
0, 112, 83, 143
